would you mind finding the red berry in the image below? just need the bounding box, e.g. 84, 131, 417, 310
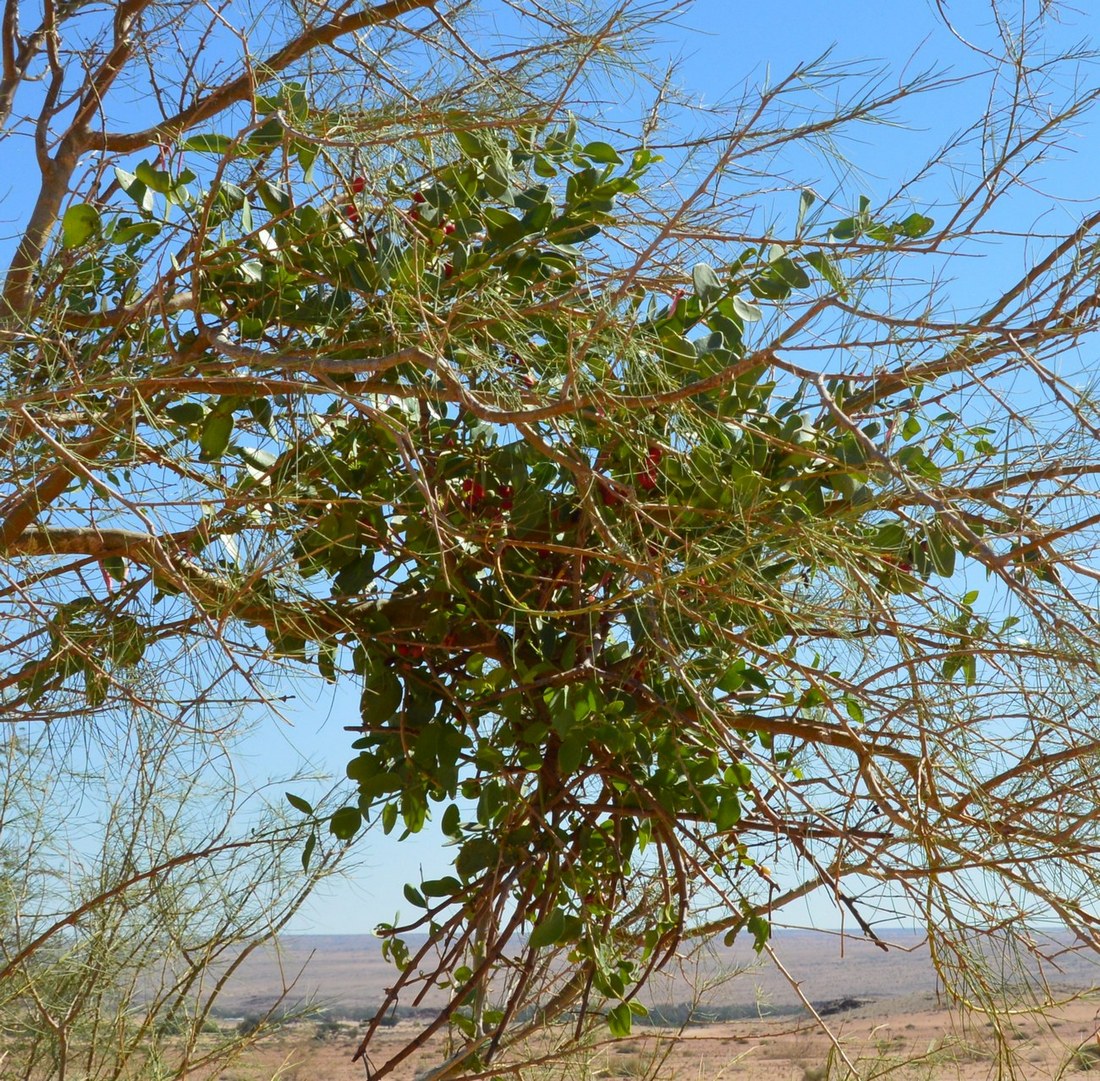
407, 207, 421, 222
396, 642, 425, 659
647, 445, 662, 465
443, 262, 454, 279
345, 204, 360, 223
462, 478, 486, 508
599, 483, 623, 507
352, 176, 366, 194
442, 221, 456, 235
411, 191, 427, 204
499, 485, 514, 511
637, 469, 658, 492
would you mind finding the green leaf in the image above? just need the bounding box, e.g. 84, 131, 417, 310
403, 883, 427, 908
771, 256, 810, 289
103, 556, 127, 582
329, 806, 362, 840
607, 1003, 633, 1038
796, 188, 815, 234
181, 133, 232, 154
715, 793, 741, 831
455, 836, 500, 878
249, 397, 276, 437
748, 913, 771, 953
528, 907, 567, 948
441, 802, 461, 837
731, 295, 761, 322
238, 445, 276, 472
691, 262, 723, 305
360, 665, 403, 723
114, 167, 154, 213
301, 830, 316, 872
62, 204, 101, 249
135, 160, 173, 194
256, 180, 290, 215
582, 141, 623, 164
335, 551, 375, 595
557, 733, 586, 775
317, 641, 337, 683
962, 590, 980, 606
927, 525, 957, 577
533, 154, 557, 177
898, 212, 934, 239
843, 697, 865, 724
804, 251, 848, 299
421, 876, 462, 898
286, 791, 314, 815
109, 220, 160, 245
165, 402, 205, 424
199, 409, 233, 462
901, 415, 922, 441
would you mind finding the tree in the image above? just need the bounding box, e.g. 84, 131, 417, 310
4, 0, 1100, 1077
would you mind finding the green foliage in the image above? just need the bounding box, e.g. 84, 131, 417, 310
13, 113, 986, 1039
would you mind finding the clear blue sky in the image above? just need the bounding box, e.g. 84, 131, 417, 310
257, 0, 1100, 934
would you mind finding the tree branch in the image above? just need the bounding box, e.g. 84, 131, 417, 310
94, 0, 436, 154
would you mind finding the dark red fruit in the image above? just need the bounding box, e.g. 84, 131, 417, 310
462, 478, 486, 509
637, 445, 662, 491
443, 262, 454, 279
396, 642, 425, 659
599, 482, 623, 507
411, 191, 427, 204
352, 176, 366, 194
345, 204, 360, 223
499, 485, 514, 511
442, 221, 456, 235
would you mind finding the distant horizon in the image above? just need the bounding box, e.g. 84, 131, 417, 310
280, 925, 922, 938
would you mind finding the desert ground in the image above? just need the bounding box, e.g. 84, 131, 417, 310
203, 930, 1100, 1080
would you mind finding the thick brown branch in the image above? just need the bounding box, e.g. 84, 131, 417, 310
95, 0, 436, 154
3, 524, 498, 655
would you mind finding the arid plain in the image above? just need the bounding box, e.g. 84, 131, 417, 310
205, 929, 1100, 1080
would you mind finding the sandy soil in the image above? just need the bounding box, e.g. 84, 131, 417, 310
206, 992, 1100, 1081
188, 930, 1100, 1080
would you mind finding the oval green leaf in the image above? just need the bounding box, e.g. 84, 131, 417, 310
62, 204, 101, 249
